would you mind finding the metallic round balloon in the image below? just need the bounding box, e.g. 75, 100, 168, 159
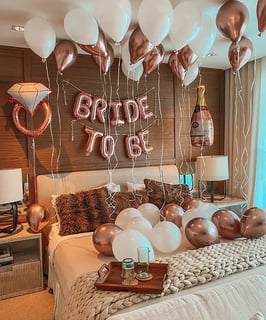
161, 203, 184, 228
240, 207, 266, 239
182, 198, 203, 211
211, 209, 241, 239
26, 203, 50, 233
185, 217, 219, 248
92, 223, 122, 256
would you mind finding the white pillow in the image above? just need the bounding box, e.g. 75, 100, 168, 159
127, 181, 145, 192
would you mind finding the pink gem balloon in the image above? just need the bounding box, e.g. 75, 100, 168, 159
92, 223, 122, 256
161, 203, 184, 228
211, 209, 241, 239
26, 203, 50, 233
185, 217, 219, 248
240, 207, 266, 239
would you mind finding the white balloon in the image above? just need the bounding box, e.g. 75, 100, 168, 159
122, 62, 143, 82
169, 1, 202, 50
126, 216, 153, 239
150, 221, 182, 253
24, 17, 56, 59
138, 203, 160, 227
199, 202, 219, 218
189, 14, 217, 59
115, 208, 142, 229
138, 0, 173, 46
112, 229, 154, 261
96, 0, 132, 43
183, 61, 199, 86
64, 8, 99, 45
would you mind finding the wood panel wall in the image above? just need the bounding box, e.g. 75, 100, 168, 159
0, 45, 225, 202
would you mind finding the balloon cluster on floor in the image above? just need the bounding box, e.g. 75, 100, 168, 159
22, 0, 266, 82
92, 199, 266, 261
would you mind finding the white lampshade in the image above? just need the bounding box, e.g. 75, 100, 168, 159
0, 168, 23, 204
196, 155, 229, 181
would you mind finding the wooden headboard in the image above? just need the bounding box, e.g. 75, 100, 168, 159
36, 165, 179, 216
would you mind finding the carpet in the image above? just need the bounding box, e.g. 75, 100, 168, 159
0, 289, 54, 320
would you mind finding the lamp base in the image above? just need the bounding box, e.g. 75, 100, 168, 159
0, 202, 18, 233
198, 180, 227, 203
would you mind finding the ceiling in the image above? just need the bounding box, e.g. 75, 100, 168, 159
0, 0, 265, 70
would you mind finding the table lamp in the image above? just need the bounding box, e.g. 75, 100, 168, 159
196, 155, 229, 202
0, 168, 23, 233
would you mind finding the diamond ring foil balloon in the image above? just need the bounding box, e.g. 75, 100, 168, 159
8, 82, 51, 115
8, 82, 52, 137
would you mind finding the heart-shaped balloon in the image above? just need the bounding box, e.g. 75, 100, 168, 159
168, 51, 185, 82
129, 26, 154, 64
92, 43, 114, 74
26, 203, 50, 233
228, 37, 253, 71
177, 45, 197, 71
143, 44, 165, 75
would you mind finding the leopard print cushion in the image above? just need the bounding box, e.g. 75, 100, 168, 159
56, 187, 148, 236
144, 178, 192, 209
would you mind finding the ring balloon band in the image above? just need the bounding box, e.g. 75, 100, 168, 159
12, 102, 52, 137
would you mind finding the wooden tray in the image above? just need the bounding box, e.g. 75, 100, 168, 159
95, 261, 168, 294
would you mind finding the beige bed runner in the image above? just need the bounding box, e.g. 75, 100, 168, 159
63, 236, 266, 320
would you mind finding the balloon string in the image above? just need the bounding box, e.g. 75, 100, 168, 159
236, 72, 248, 200
32, 137, 37, 198
45, 59, 56, 181
233, 73, 240, 194
55, 73, 62, 173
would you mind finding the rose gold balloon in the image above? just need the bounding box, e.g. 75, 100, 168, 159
143, 44, 165, 75
168, 51, 185, 82
12, 101, 52, 137
177, 45, 197, 71
92, 223, 122, 256
161, 203, 184, 228
185, 217, 219, 248
228, 37, 253, 71
92, 43, 114, 74
53, 40, 77, 73
216, 0, 249, 43
240, 207, 266, 239
211, 209, 241, 239
257, 0, 266, 35
182, 198, 203, 211
77, 29, 108, 57
129, 26, 154, 64
26, 203, 50, 233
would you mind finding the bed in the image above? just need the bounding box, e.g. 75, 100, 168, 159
36, 165, 266, 320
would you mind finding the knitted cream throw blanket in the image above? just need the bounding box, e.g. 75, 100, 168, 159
63, 236, 266, 320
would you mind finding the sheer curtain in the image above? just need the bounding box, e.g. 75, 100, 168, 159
224, 57, 266, 209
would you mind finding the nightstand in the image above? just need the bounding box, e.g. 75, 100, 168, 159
0, 223, 43, 299
204, 196, 248, 216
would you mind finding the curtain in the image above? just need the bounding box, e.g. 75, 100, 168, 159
224, 57, 266, 209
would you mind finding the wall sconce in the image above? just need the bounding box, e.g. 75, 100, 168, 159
196, 155, 229, 202
0, 168, 23, 233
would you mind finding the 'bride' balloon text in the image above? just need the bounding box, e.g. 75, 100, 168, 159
73, 93, 154, 159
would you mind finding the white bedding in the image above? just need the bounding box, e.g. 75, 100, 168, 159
38, 165, 266, 320
48, 224, 266, 320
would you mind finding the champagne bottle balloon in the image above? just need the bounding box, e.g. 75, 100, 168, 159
190, 85, 214, 147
